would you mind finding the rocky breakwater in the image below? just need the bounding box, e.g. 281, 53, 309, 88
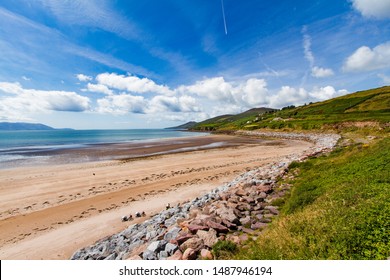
71, 131, 340, 260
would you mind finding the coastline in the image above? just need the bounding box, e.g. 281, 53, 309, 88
0, 133, 312, 259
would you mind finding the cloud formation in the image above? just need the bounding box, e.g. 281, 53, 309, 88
352, 0, 390, 19
96, 73, 173, 95
77, 74, 92, 82
302, 27, 334, 79
269, 86, 348, 108
0, 82, 90, 121
311, 66, 334, 78
343, 41, 390, 72
179, 77, 269, 107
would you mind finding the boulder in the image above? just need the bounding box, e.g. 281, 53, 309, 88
167, 249, 183, 260
182, 248, 197, 260
215, 207, 240, 225
204, 220, 229, 234
175, 233, 194, 245
187, 224, 209, 234
200, 249, 213, 260
164, 227, 181, 241
251, 222, 268, 230
165, 243, 179, 256
240, 216, 251, 227
179, 237, 204, 252
196, 229, 218, 248
143, 240, 167, 260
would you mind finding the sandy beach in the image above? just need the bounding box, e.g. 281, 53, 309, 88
0, 134, 313, 259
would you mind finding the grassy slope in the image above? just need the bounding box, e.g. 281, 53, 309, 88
193, 86, 390, 131
234, 138, 389, 259
206, 86, 390, 260
192, 108, 274, 131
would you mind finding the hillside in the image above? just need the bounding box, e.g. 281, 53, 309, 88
209, 86, 390, 260
0, 122, 55, 130
165, 121, 198, 130
191, 86, 390, 132
192, 107, 275, 131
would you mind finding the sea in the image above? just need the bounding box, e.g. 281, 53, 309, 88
0, 129, 207, 168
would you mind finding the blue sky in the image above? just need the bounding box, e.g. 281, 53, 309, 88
0, 0, 390, 129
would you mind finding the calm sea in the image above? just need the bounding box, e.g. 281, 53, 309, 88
0, 129, 207, 167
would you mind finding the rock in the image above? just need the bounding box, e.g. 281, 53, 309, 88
200, 249, 213, 260
241, 227, 255, 234
180, 237, 204, 252
187, 224, 209, 234
251, 222, 268, 230
196, 229, 218, 248
240, 216, 251, 226
235, 189, 248, 197
165, 243, 179, 256
257, 185, 272, 194
227, 235, 241, 245
143, 240, 167, 260
175, 233, 194, 245
167, 249, 183, 260
158, 251, 169, 260
215, 207, 240, 225
221, 219, 238, 230
265, 206, 279, 215
258, 192, 267, 199
164, 227, 181, 241
204, 220, 229, 234
182, 248, 197, 260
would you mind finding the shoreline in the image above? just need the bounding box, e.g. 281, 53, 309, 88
71, 131, 340, 260
0, 134, 271, 169
0, 133, 312, 259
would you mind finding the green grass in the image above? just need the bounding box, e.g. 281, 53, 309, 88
233, 138, 390, 259
191, 86, 390, 132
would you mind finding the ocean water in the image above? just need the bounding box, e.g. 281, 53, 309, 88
0, 129, 207, 167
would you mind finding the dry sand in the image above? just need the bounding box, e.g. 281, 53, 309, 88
0, 134, 313, 259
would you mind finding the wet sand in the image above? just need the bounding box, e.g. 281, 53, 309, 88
0, 134, 313, 259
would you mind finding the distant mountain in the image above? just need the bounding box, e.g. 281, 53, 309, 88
165, 121, 198, 130
0, 122, 56, 130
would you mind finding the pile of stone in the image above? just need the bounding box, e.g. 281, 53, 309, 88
71, 131, 340, 260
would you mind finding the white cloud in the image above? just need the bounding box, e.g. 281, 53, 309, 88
86, 83, 113, 95
310, 86, 348, 101
268, 86, 348, 108
76, 74, 93, 82
147, 95, 201, 114
352, 0, 390, 19
22, 76, 31, 81
178, 77, 269, 107
96, 73, 173, 95
302, 27, 334, 79
0, 82, 90, 121
269, 86, 309, 108
343, 42, 390, 72
96, 94, 146, 115
311, 66, 334, 78
302, 26, 314, 67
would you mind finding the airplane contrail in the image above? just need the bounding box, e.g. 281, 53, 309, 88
221, 0, 228, 35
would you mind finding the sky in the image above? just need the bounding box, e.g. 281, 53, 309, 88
0, 0, 390, 129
